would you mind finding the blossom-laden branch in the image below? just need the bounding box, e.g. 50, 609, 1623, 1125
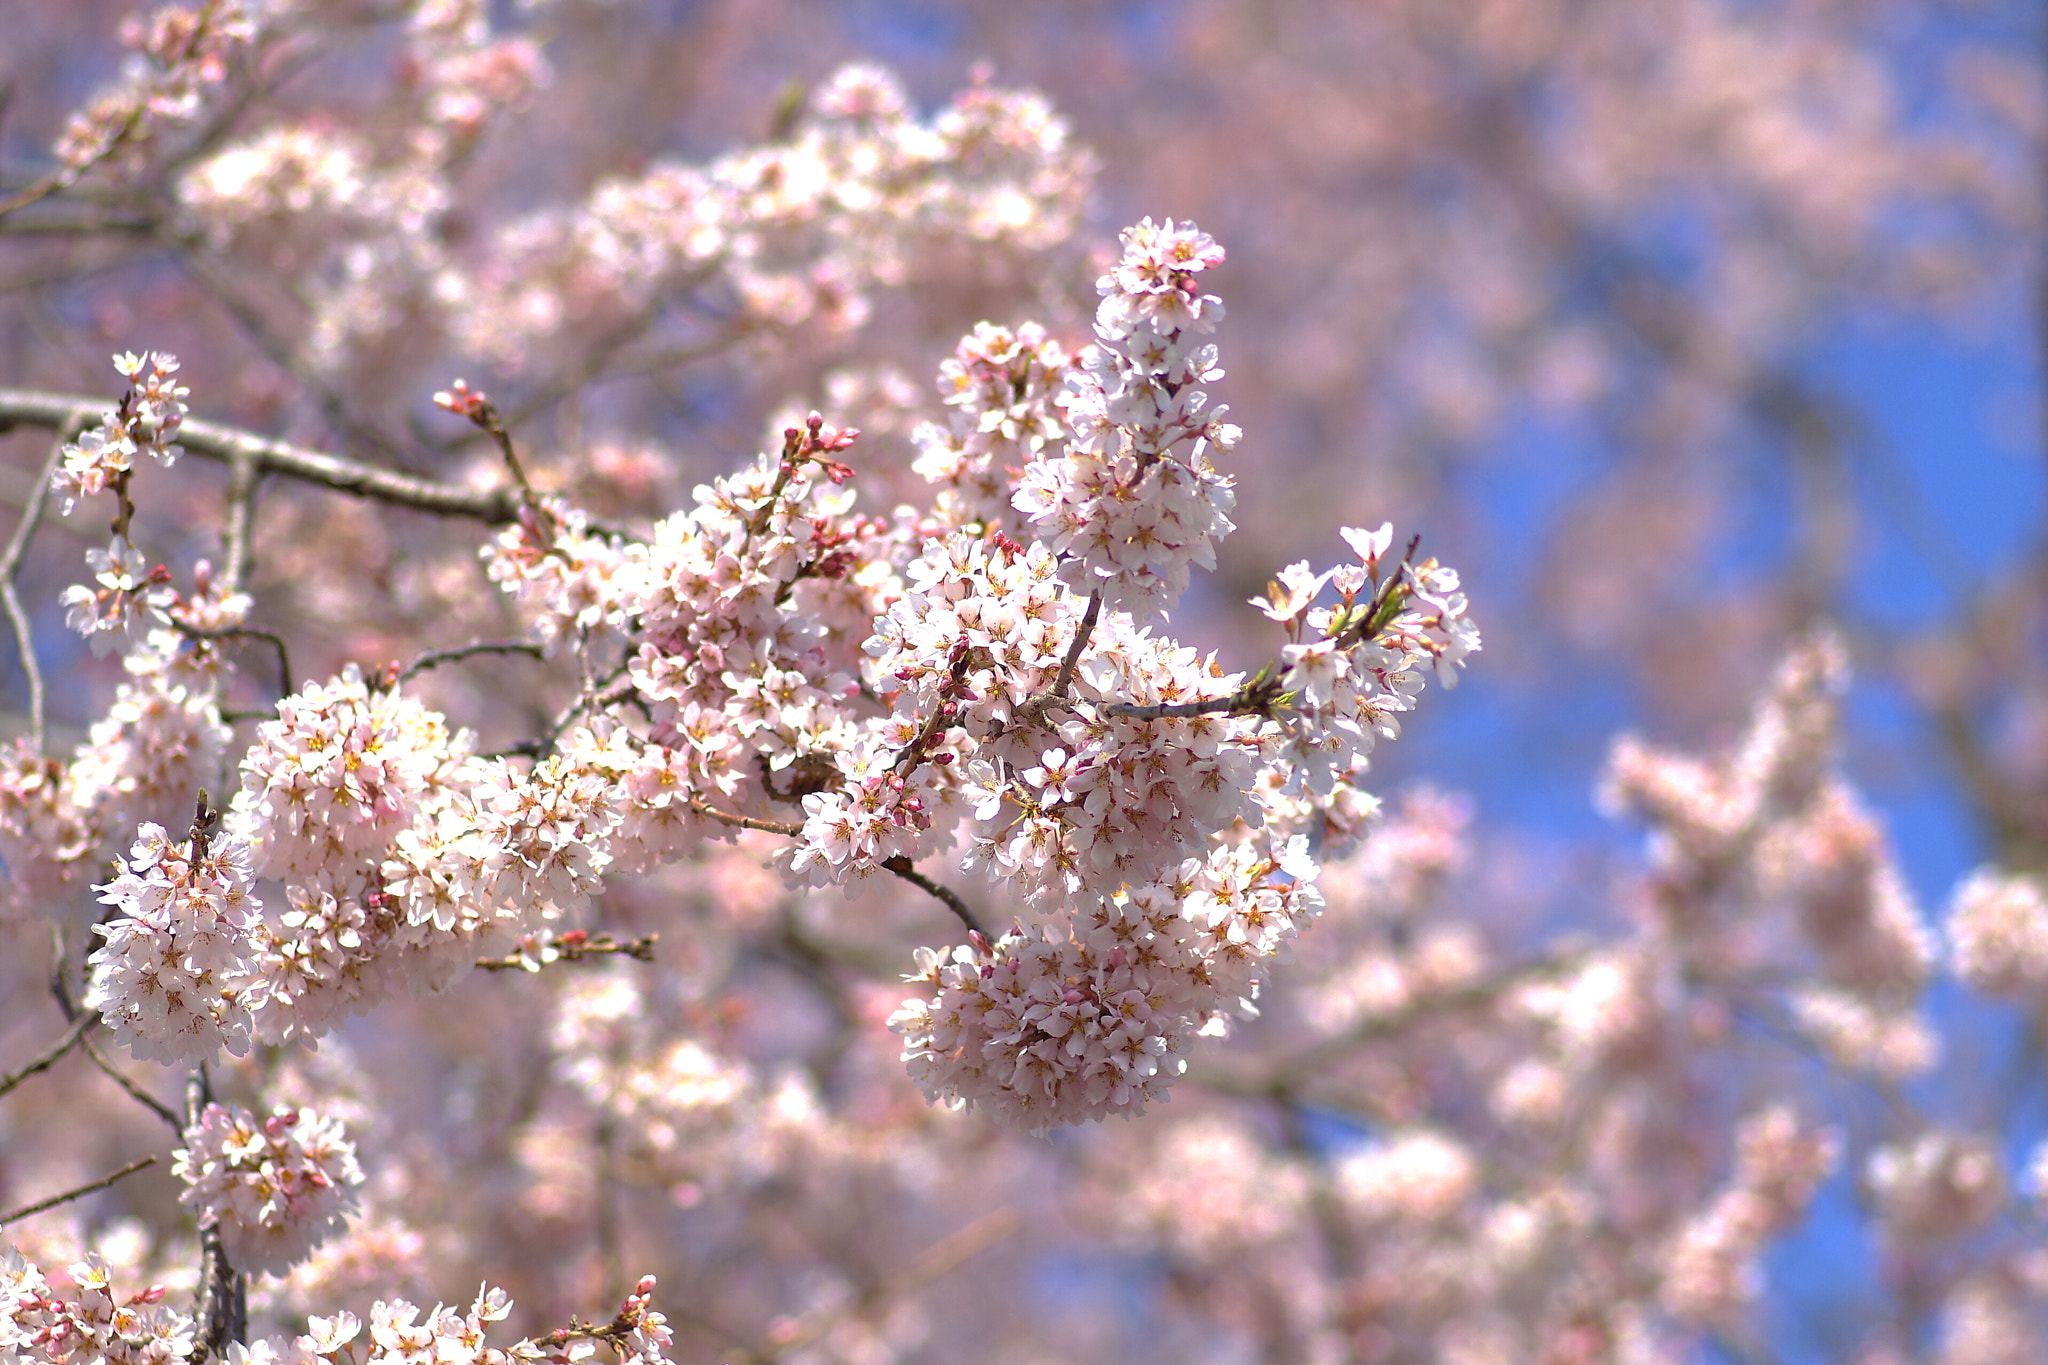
0, 0, 259, 223
21, 217, 1473, 1158
0, 387, 536, 527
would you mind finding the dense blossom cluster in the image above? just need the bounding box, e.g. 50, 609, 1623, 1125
51, 0, 261, 174
1014, 219, 1240, 621
1, 572, 243, 920
912, 322, 1073, 532
174, 1104, 365, 1276
0, 1252, 192, 1365
233, 666, 471, 898
438, 62, 1090, 372
84, 820, 268, 1063
1, 1252, 673, 1365
46, 207, 1483, 1149
10, 10, 2048, 1363
1659, 1107, 1840, 1325
1947, 868, 2048, 996
891, 839, 1322, 1131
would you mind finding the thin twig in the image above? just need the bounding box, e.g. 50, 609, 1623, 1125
880, 856, 986, 938
1051, 589, 1100, 699
1000, 590, 1102, 739
687, 800, 802, 837
0, 1010, 99, 1099
752, 1208, 1020, 1363
475, 932, 659, 972
171, 620, 291, 698
0, 1156, 156, 1228
82, 1034, 184, 1129
1, 420, 81, 750
399, 638, 547, 684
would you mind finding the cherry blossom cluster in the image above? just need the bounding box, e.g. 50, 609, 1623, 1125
480, 501, 630, 654
49, 353, 191, 654
1602, 632, 1937, 1082
53, 353, 189, 513
233, 665, 473, 898
2, 1252, 673, 1365
84, 818, 268, 1063
796, 530, 1263, 902
236, 1279, 677, 1365
1947, 868, 2048, 997
2, 573, 244, 919
450, 219, 1475, 1129
0, 1251, 192, 1365
34, 216, 1478, 1155
0, 743, 96, 921
1659, 1107, 1840, 1326
51, 0, 262, 173
890, 837, 1322, 1132
911, 321, 1073, 532
81, 664, 597, 1054
1014, 218, 1240, 621
444, 63, 1091, 369
173, 1103, 365, 1277
1248, 525, 1481, 805
1865, 1128, 2007, 1244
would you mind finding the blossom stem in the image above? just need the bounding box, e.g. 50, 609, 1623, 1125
1050, 589, 1100, 699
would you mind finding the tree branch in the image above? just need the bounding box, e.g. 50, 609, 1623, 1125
880, 855, 987, 938
0, 1010, 99, 1099
219, 449, 261, 596
171, 620, 292, 698
0, 421, 77, 750
0, 387, 526, 524
82, 1033, 186, 1130
687, 800, 802, 837
399, 638, 548, 684
188, 1066, 247, 1357
475, 931, 659, 972
0, 1156, 156, 1228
